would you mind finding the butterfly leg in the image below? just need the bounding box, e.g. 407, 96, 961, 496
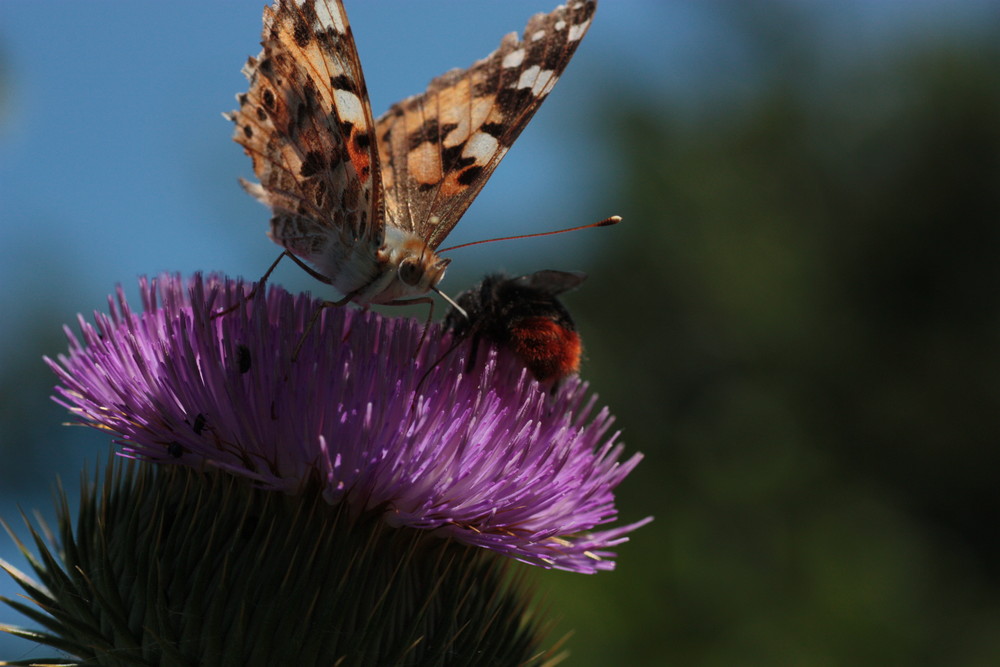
291, 292, 355, 362
212, 250, 292, 319
281, 251, 337, 286
380, 297, 436, 354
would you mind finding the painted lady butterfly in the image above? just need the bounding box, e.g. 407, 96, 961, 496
227, 0, 598, 309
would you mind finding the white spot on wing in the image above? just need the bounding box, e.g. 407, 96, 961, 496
516, 65, 541, 89
531, 30, 546, 42
334, 89, 365, 125
305, 0, 347, 34
515, 65, 557, 96
568, 18, 592, 42
555, 20, 567, 31
502, 48, 525, 68
532, 70, 556, 96
463, 131, 500, 163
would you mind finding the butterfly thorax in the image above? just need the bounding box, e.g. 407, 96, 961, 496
264, 206, 447, 306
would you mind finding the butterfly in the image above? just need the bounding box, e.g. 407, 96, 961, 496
227, 0, 598, 310
443, 270, 586, 386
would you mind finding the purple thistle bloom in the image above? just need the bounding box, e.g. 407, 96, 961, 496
47, 274, 649, 573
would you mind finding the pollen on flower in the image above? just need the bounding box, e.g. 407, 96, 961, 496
47, 274, 649, 573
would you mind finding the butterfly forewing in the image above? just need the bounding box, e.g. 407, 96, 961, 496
374, 0, 597, 249
230, 0, 383, 265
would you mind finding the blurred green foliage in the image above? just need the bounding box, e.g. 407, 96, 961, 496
537, 14, 1000, 667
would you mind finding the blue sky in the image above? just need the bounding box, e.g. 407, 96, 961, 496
1, 1, 693, 335
2, 0, 990, 339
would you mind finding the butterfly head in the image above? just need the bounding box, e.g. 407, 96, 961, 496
373, 227, 450, 303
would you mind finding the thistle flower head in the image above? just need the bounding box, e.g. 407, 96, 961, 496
48, 274, 648, 573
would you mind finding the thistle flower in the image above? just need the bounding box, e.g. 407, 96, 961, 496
47, 274, 648, 574
2, 274, 648, 663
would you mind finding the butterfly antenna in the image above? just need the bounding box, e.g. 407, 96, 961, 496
436, 215, 622, 254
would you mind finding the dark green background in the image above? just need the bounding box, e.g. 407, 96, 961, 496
536, 9, 1000, 666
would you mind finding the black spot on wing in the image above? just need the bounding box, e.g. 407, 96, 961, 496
353, 131, 372, 151
262, 89, 276, 110
480, 122, 505, 138
300, 151, 325, 177
406, 119, 459, 151
295, 0, 319, 28
330, 74, 359, 95
288, 0, 319, 47
495, 87, 536, 115
293, 19, 311, 47
442, 144, 476, 171
317, 26, 341, 46
457, 165, 484, 186
526, 34, 568, 73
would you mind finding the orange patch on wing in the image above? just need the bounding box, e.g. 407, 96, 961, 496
438, 171, 469, 198
346, 130, 372, 183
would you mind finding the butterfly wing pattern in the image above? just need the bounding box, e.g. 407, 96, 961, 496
229, 0, 597, 306
229, 0, 389, 301
374, 1, 597, 250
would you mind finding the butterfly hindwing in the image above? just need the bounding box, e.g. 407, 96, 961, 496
375, 1, 597, 249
